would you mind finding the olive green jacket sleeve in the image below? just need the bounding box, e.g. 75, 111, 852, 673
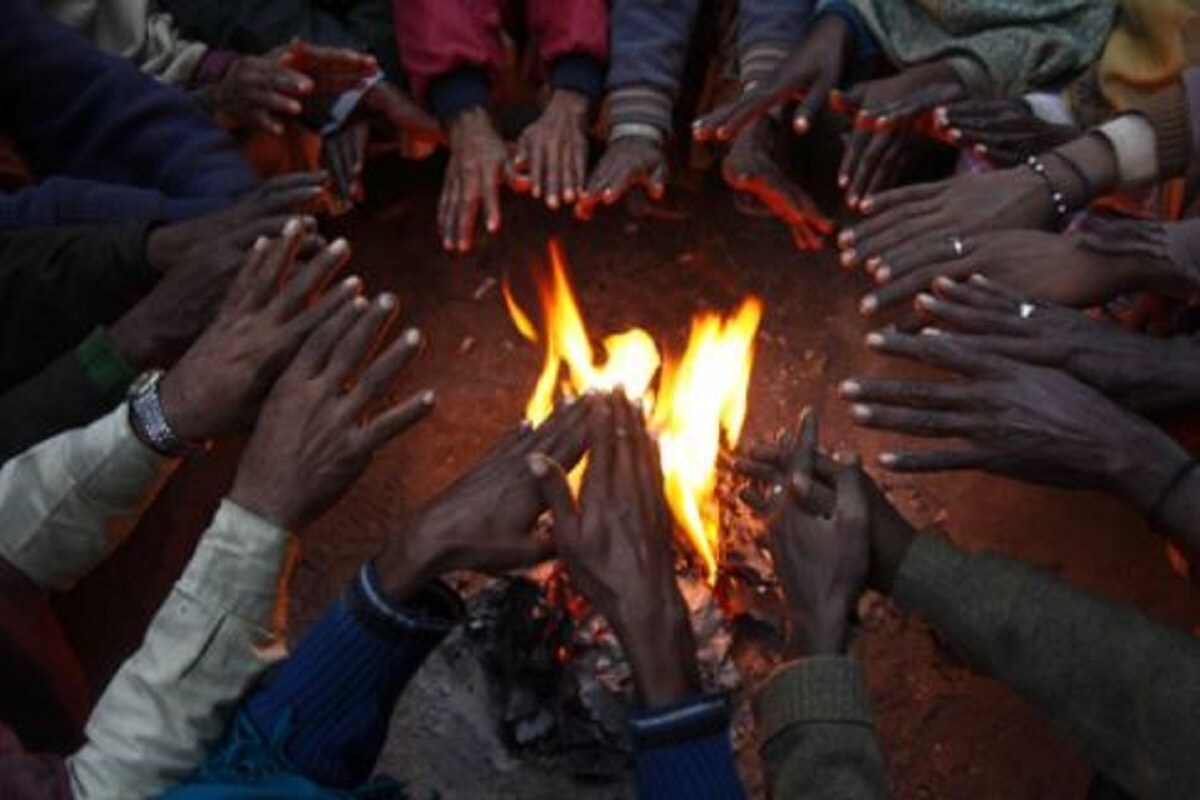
755, 655, 889, 799
894, 534, 1200, 800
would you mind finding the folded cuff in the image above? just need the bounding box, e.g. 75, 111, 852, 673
608, 85, 673, 138
551, 53, 606, 105
348, 561, 464, 642
755, 656, 873, 745
631, 693, 731, 751
1095, 114, 1161, 186
428, 66, 491, 126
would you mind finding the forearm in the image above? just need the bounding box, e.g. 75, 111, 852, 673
756, 656, 888, 799
893, 534, 1200, 798
0, 177, 226, 229
0, 402, 175, 591
67, 499, 293, 799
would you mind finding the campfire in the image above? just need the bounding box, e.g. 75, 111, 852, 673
503, 239, 763, 582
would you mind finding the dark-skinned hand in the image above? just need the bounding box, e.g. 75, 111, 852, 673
511, 89, 590, 210
533, 393, 700, 709
228, 289, 434, 527
692, 13, 851, 141
913, 275, 1200, 413
373, 397, 593, 598
211, 41, 378, 135
838, 167, 1059, 272
358, 80, 442, 147
834, 63, 964, 210
156, 223, 357, 442
735, 413, 917, 596
860, 228, 1163, 316
722, 117, 834, 250
575, 135, 667, 221
935, 98, 1079, 166
323, 121, 369, 212
841, 329, 1191, 512
439, 107, 509, 253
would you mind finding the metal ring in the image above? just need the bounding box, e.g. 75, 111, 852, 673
949, 235, 965, 258
1019, 303, 1036, 320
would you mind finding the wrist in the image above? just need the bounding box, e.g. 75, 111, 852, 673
107, 312, 164, 370
1108, 427, 1191, 512
373, 517, 448, 604
786, 600, 853, 657
614, 596, 700, 707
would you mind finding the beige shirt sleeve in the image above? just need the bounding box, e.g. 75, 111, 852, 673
67, 499, 296, 800
0, 402, 177, 591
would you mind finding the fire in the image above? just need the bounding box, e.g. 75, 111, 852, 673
504, 240, 762, 581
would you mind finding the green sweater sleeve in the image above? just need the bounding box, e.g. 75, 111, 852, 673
894, 534, 1200, 800
755, 655, 889, 799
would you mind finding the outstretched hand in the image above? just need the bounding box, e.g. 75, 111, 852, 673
575, 136, 667, 221
935, 98, 1079, 166
511, 89, 591, 210
439, 108, 510, 253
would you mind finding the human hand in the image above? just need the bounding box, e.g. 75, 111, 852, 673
439, 108, 509, 253
721, 117, 833, 250
533, 393, 699, 707
212, 42, 377, 135
358, 80, 442, 146
834, 63, 964, 210
837, 167, 1057, 272
910, 275, 1200, 413
156, 222, 357, 442
511, 89, 590, 210
575, 135, 667, 221
736, 413, 916, 596
842, 329, 1191, 509
692, 13, 851, 142
322, 122, 369, 212
373, 397, 592, 597
935, 99, 1079, 166
228, 289, 434, 527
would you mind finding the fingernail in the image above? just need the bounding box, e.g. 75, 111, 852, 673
840, 380, 862, 398
442, 238, 454, 251
840, 249, 856, 267
402, 327, 421, 346
519, 419, 535, 433
875, 267, 890, 283
866, 256, 881, 272
793, 116, 809, 134
865, 332, 885, 348
916, 293, 937, 309
974, 143, 988, 156
859, 296, 878, 315
253, 236, 270, 251
969, 274, 989, 286
879, 453, 899, 467
420, 389, 436, 405
378, 293, 397, 310
934, 276, 956, 290
353, 296, 369, 311
949, 128, 962, 142
851, 404, 872, 422
847, 195, 859, 208
526, 452, 549, 476
547, 196, 559, 210
838, 174, 849, 189
341, 274, 362, 289
329, 237, 350, 254
921, 327, 944, 337
860, 197, 875, 213
283, 218, 302, 237
839, 230, 855, 248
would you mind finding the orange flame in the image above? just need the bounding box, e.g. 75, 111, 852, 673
504, 241, 762, 582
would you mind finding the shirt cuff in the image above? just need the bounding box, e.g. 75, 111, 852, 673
347, 561, 464, 642
550, 53, 606, 105
755, 656, 873, 746
608, 85, 673, 139
631, 693, 732, 751
428, 66, 491, 126
1095, 114, 1161, 186
75, 328, 138, 401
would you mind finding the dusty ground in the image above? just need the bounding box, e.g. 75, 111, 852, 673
56, 156, 1200, 799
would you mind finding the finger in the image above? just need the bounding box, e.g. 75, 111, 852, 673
879, 449, 989, 473
612, 392, 638, 506
839, 376, 976, 409
251, 218, 306, 307
253, 174, 329, 213
253, 88, 305, 117
915, 291, 1028, 335
483, 161, 502, 236
530, 135, 546, 201
834, 456, 870, 539
328, 293, 399, 384
862, 134, 909, 204
267, 65, 315, 96
788, 408, 818, 496
694, 87, 784, 142
964, 274, 1025, 304
865, 330, 1004, 377
534, 398, 592, 472
293, 293, 369, 375
230, 214, 305, 248
839, 198, 944, 261
251, 109, 285, 137
863, 264, 964, 315
567, 136, 586, 204
854, 214, 959, 271
849, 404, 979, 437
739, 485, 774, 514
853, 180, 945, 221
223, 235, 275, 314
647, 161, 668, 202
847, 129, 896, 209
792, 75, 834, 136
360, 389, 436, 451
346, 326, 422, 417
279, 273, 363, 345
545, 136, 564, 210
438, 177, 457, 251
582, 394, 615, 506
277, 237, 352, 314
839, 119, 872, 197
529, 453, 582, 542
457, 174, 482, 253
872, 232, 977, 283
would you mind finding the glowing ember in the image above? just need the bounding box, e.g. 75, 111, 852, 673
504, 240, 762, 582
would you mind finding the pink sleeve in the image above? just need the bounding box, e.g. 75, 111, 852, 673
526, 0, 610, 69
392, 0, 507, 103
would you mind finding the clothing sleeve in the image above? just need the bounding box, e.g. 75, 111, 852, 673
755, 656, 888, 799
0, 0, 256, 221
893, 534, 1200, 799
0, 330, 137, 465
837, 0, 1117, 98
0, 402, 176, 591
392, 0, 504, 123
66, 499, 295, 800
1121, 65, 1200, 181
736, 0, 813, 88
0, 176, 234, 230
631, 694, 745, 799
605, 0, 704, 136
0, 224, 154, 390
526, 0, 609, 104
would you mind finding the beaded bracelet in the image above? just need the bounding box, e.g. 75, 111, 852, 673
1148, 457, 1200, 532
1044, 149, 1096, 207
1024, 154, 1070, 223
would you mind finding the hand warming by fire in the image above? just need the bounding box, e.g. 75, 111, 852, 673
505, 240, 762, 582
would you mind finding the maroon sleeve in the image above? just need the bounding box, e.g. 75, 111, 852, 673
0, 724, 71, 800
526, 0, 609, 102
392, 0, 505, 105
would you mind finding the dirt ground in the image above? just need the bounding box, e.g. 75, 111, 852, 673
55, 156, 1200, 799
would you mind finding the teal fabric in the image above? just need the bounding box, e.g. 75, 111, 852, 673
161, 710, 406, 800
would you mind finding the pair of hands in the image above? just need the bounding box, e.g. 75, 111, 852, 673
152, 222, 435, 528
439, 90, 591, 253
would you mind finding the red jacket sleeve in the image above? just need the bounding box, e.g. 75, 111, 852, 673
527, 0, 609, 101
393, 0, 505, 122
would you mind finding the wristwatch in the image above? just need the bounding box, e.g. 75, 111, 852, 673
127, 370, 206, 457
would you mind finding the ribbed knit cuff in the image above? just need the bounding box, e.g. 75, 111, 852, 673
429, 66, 491, 126
739, 44, 790, 90
892, 534, 967, 618
632, 694, 743, 800
1096, 114, 1161, 186
608, 85, 673, 139
1131, 79, 1192, 179
550, 53, 606, 105
347, 562, 464, 641
75, 328, 137, 401
755, 656, 873, 747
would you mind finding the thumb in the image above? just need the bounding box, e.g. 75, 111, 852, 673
527, 452, 579, 539
834, 454, 869, 538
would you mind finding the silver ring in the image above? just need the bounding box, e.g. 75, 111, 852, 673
1019, 303, 1035, 320
949, 235, 965, 258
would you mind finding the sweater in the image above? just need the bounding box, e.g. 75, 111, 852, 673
0, 0, 257, 228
